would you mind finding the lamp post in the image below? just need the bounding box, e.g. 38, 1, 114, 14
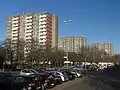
2, 61, 5, 71
63, 20, 72, 69
63, 53, 69, 69
84, 46, 89, 70
66, 52, 69, 69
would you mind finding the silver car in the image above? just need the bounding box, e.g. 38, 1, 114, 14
20, 69, 38, 76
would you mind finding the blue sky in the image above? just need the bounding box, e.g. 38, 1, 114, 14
0, 0, 120, 53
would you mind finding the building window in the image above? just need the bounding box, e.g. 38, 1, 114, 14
40, 34, 46, 36
40, 28, 44, 29
40, 31, 46, 33
41, 20, 46, 23
41, 17, 46, 19
40, 27, 46, 29
40, 38, 46, 40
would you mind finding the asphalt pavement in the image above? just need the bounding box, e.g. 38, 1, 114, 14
48, 77, 114, 90
87, 71, 120, 90
7, 69, 120, 90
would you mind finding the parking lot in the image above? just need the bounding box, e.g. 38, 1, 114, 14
47, 78, 84, 90
46, 76, 114, 90
0, 68, 83, 90
0, 67, 117, 90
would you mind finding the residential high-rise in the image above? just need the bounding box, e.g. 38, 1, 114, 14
58, 37, 87, 53
92, 43, 114, 55
52, 16, 58, 48
6, 12, 58, 60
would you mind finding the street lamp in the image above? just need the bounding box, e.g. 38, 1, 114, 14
64, 20, 72, 23
63, 20, 72, 69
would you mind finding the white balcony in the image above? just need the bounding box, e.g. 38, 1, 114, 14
40, 18, 46, 21
12, 21, 19, 24
39, 43, 46, 45
12, 34, 18, 37
39, 40, 46, 43
39, 29, 46, 32
25, 19, 32, 23
12, 17, 19, 20
39, 21, 47, 25
12, 27, 18, 30
25, 33, 32, 36
26, 16, 32, 19
40, 15, 47, 18
12, 37, 18, 40
39, 32, 46, 35
39, 25, 46, 28
25, 30, 32, 33
25, 23, 32, 26
12, 30, 18, 34
12, 31, 18, 34
25, 26, 32, 29
12, 24, 19, 27
39, 36, 46, 38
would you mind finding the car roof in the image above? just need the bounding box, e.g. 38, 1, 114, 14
21, 69, 34, 71
14, 75, 37, 78
0, 72, 12, 75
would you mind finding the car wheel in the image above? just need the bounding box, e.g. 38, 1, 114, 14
50, 83, 55, 88
41, 84, 45, 90
66, 78, 69, 81
21, 87, 28, 90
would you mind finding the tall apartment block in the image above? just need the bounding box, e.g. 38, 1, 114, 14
6, 12, 58, 60
91, 43, 114, 55
58, 37, 87, 53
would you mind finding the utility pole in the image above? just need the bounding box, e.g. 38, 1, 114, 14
63, 20, 72, 69
67, 52, 69, 69
84, 47, 89, 70
84, 55, 87, 70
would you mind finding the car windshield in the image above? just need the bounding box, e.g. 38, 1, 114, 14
33, 69, 45, 73
30, 70, 37, 73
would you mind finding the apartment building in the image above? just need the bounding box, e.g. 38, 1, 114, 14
58, 37, 87, 53
6, 12, 58, 60
92, 43, 114, 55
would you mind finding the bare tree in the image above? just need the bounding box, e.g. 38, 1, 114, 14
0, 44, 6, 68
43, 48, 65, 68
112, 54, 120, 64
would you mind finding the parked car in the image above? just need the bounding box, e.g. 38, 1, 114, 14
32, 72, 57, 89
33, 68, 49, 74
34, 73, 49, 89
20, 69, 38, 76
52, 71, 68, 82
30, 73, 55, 89
49, 72, 63, 84
60, 70, 75, 80
14, 74, 45, 90
70, 69, 82, 78
0, 72, 42, 90
44, 74, 56, 88
20, 68, 57, 89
